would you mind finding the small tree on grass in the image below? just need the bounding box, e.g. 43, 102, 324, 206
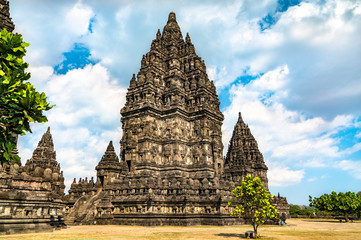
309, 191, 360, 222
228, 175, 278, 238
0, 29, 53, 165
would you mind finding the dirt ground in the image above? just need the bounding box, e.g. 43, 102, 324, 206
2, 218, 361, 240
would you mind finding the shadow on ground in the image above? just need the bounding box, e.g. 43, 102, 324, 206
215, 233, 244, 238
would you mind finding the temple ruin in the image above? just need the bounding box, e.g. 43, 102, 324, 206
0, 1, 289, 233
0, 128, 66, 234
64, 12, 289, 226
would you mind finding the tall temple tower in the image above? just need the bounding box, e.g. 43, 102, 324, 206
0, 0, 15, 32
120, 12, 224, 177
65, 12, 289, 226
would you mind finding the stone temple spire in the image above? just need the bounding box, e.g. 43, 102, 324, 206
97, 141, 120, 166
162, 12, 183, 42
26, 127, 56, 167
0, 0, 15, 32
120, 12, 224, 175
37, 127, 54, 149
23, 127, 65, 196
96, 141, 122, 187
224, 112, 268, 189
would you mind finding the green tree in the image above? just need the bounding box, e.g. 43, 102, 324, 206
228, 175, 278, 238
0, 28, 53, 165
309, 191, 360, 222
289, 204, 314, 216
356, 193, 361, 219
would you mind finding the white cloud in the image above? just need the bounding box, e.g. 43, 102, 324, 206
222, 64, 355, 185
335, 160, 361, 179
28, 66, 54, 83
252, 65, 289, 91
340, 142, 361, 156
18, 63, 126, 191
66, 1, 93, 35
307, 177, 317, 182
268, 165, 305, 187
12, 0, 95, 67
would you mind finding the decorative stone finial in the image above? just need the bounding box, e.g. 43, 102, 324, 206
162, 12, 183, 41
168, 12, 176, 23
156, 29, 161, 40
130, 74, 137, 88
106, 141, 114, 152
186, 32, 191, 43
238, 112, 243, 122
37, 126, 54, 149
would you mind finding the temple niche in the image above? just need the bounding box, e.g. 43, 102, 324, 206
64, 12, 289, 226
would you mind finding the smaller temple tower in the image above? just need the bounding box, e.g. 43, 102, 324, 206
0, 0, 15, 32
23, 127, 65, 197
96, 141, 122, 187
224, 112, 268, 189
0, 127, 66, 234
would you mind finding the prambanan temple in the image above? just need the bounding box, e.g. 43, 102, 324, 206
0, 1, 288, 234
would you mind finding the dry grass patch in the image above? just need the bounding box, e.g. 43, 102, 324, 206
1, 219, 361, 240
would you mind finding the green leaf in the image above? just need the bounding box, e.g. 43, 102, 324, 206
0, 30, 53, 166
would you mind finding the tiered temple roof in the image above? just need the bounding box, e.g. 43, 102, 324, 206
96, 141, 122, 172
224, 112, 268, 188
120, 12, 224, 176
24, 127, 65, 196
96, 141, 122, 186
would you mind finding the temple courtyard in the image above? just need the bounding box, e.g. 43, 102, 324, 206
2, 218, 361, 240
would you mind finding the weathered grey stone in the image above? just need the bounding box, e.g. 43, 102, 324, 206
0, 0, 14, 32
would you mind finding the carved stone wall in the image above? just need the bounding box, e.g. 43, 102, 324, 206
0, 0, 14, 32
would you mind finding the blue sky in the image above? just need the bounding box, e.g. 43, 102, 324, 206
10, 0, 361, 205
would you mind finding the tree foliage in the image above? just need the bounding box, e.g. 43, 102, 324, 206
0, 28, 53, 165
228, 175, 278, 238
309, 191, 361, 222
289, 204, 314, 216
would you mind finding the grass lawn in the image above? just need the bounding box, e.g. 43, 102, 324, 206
1, 218, 361, 240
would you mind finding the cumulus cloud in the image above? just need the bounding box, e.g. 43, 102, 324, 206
65, 1, 93, 35
18, 63, 126, 189
335, 160, 361, 180
222, 63, 355, 185
12, 0, 95, 66
268, 165, 305, 187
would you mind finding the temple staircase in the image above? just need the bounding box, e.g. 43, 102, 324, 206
64, 190, 106, 225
